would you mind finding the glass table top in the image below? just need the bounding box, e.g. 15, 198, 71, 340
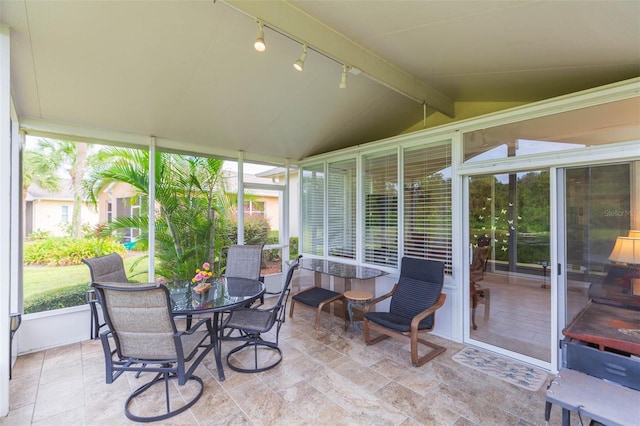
166, 276, 264, 314
299, 258, 386, 280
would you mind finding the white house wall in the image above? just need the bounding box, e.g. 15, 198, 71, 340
29, 200, 99, 237
298, 78, 640, 370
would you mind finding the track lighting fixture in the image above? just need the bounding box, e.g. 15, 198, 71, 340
254, 21, 266, 52
339, 64, 348, 89
293, 44, 308, 71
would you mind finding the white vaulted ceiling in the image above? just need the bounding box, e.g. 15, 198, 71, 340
1, 0, 639, 163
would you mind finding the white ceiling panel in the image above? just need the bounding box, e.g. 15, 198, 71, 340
1, 0, 638, 161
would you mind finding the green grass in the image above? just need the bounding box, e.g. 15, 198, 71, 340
23, 253, 149, 301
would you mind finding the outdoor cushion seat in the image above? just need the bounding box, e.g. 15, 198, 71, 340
364, 257, 446, 367
290, 286, 345, 331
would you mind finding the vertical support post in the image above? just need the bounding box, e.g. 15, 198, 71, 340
237, 152, 244, 245
148, 137, 156, 281
282, 159, 290, 266
0, 24, 12, 416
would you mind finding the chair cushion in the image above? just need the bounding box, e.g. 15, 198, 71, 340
388, 276, 442, 329
400, 257, 444, 284
225, 245, 263, 281
180, 330, 212, 360
292, 287, 341, 307
364, 311, 416, 332
225, 308, 276, 334
83, 253, 128, 282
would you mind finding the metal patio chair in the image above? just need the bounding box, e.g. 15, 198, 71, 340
82, 253, 128, 339
92, 281, 215, 422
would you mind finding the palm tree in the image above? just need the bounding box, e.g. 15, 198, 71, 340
85, 148, 232, 280
22, 148, 61, 238
32, 139, 90, 238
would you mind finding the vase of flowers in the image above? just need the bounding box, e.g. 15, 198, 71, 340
192, 262, 213, 293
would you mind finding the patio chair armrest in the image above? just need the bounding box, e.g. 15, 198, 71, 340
364, 284, 397, 313
410, 293, 446, 332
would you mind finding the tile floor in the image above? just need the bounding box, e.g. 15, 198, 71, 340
469, 274, 590, 362
3, 299, 579, 425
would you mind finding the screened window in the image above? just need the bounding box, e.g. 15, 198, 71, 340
116, 196, 142, 241
301, 164, 325, 256
404, 143, 452, 272
60, 205, 69, 223
328, 159, 356, 259
462, 98, 639, 163
243, 201, 265, 217
363, 151, 398, 267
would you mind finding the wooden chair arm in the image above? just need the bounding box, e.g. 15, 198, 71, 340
364, 284, 397, 313
410, 293, 446, 333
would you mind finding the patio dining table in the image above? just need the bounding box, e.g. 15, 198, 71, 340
298, 258, 386, 322
166, 276, 265, 381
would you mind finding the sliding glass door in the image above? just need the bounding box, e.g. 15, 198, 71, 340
562, 163, 634, 328
468, 170, 552, 362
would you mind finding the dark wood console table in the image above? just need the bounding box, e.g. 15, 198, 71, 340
562, 300, 640, 356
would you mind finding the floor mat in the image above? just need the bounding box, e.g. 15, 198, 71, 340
452, 346, 548, 391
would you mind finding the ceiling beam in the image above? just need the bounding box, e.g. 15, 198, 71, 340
222, 0, 455, 118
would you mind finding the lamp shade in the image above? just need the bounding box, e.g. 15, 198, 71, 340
254, 21, 266, 52
608, 236, 640, 265
293, 44, 307, 71
628, 230, 640, 238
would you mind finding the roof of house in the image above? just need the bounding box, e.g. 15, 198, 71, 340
26, 179, 88, 202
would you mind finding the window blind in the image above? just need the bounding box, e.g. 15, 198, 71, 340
301, 164, 325, 256
328, 159, 356, 259
403, 143, 452, 273
363, 151, 398, 267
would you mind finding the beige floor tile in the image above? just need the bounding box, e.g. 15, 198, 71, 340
10, 352, 43, 380
0, 404, 34, 426
6, 293, 567, 426
8, 374, 39, 410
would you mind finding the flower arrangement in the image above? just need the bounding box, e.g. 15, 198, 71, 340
192, 262, 213, 293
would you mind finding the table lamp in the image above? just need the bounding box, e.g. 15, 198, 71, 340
608, 233, 640, 295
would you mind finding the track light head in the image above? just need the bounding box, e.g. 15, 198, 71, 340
254, 21, 266, 52
339, 64, 348, 89
293, 44, 308, 71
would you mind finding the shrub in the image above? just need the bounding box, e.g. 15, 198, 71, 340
24, 236, 126, 266
223, 216, 270, 245
289, 236, 298, 258
24, 283, 88, 314
264, 231, 280, 261
27, 229, 51, 240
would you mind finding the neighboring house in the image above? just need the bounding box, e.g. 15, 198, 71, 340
223, 170, 286, 233
96, 182, 144, 242
256, 167, 300, 238
25, 179, 99, 238
95, 171, 287, 240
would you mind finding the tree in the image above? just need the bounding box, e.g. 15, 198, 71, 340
22, 148, 61, 238
31, 139, 91, 238
85, 148, 233, 280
